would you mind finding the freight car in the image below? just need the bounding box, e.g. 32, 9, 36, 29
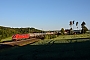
12, 33, 46, 41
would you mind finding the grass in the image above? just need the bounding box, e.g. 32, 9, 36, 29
54, 34, 90, 40
0, 37, 12, 42
30, 34, 90, 45
0, 34, 90, 60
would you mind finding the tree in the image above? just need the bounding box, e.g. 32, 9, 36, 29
73, 20, 75, 30
61, 28, 65, 35
0, 35, 2, 42
70, 28, 73, 35
81, 21, 86, 34
81, 21, 86, 26
81, 21, 88, 34
76, 22, 78, 30
69, 21, 73, 28
81, 26, 88, 34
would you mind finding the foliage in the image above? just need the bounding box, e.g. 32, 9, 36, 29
69, 20, 75, 32
69, 28, 73, 35
60, 28, 65, 35
73, 21, 75, 24
44, 34, 57, 39
76, 22, 78, 29
81, 26, 88, 34
0, 26, 44, 40
81, 21, 88, 34
69, 21, 73, 28
0, 35, 2, 42
81, 21, 86, 27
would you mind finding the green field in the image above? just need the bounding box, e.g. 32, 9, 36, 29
0, 34, 90, 60
31, 34, 90, 45
1, 37, 12, 42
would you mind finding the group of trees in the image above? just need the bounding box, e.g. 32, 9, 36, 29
69, 21, 79, 34
0, 26, 44, 41
60, 21, 88, 35
69, 21, 79, 30
81, 21, 88, 34
70, 21, 88, 34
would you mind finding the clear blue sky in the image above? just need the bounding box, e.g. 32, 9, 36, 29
0, 0, 90, 30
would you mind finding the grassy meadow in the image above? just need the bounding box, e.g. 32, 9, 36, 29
0, 37, 12, 42
0, 34, 90, 60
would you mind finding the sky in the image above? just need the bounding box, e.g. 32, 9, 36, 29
0, 0, 90, 31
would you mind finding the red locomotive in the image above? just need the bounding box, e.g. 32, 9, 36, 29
12, 34, 30, 41
12, 33, 46, 41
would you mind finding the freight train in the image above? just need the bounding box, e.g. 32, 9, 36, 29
12, 33, 46, 41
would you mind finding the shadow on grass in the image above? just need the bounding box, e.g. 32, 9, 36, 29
0, 37, 90, 60
66, 37, 90, 43
0, 44, 13, 50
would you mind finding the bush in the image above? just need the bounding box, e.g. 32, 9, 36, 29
44, 34, 57, 39
0, 35, 2, 42
81, 26, 88, 34
61, 28, 65, 35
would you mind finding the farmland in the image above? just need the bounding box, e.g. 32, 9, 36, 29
0, 34, 90, 60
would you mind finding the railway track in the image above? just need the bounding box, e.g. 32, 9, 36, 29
0, 38, 40, 50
